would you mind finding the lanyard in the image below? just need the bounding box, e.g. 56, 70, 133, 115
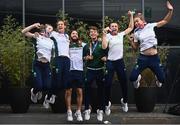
89, 41, 98, 56
92, 42, 98, 53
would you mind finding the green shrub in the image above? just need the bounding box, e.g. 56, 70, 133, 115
0, 15, 33, 87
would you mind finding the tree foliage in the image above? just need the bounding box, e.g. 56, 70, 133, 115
0, 15, 33, 87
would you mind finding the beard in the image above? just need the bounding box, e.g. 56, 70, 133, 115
71, 37, 79, 42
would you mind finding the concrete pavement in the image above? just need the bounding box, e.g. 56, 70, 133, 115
0, 104, 179, 124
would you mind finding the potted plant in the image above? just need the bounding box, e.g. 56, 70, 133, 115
0, 15, 33, 113
134, 68, 157, 112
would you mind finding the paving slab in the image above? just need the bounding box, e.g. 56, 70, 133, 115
0, 104, 179, 124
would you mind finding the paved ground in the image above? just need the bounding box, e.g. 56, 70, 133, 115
0, 104, 179, 124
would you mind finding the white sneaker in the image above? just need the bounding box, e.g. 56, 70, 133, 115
84, 109, 91, 120
43, 95, 50, 109
156, 81, 162, 87
155, 76, 162, 87
97, 109, 103, 121
37, 91, 42, 100
74, 110, 83, 121
31, 88, 37, 103
121, 98, 128, 112
67, 110, 73, 121
105, 101, 111, 116
49, 94, 56, 104
133, 74, 141, 88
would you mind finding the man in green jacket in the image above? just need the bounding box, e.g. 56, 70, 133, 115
83, 26, 107, 121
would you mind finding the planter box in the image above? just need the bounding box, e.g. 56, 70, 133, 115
8, 87, 31, 113
135, 87, 157, 112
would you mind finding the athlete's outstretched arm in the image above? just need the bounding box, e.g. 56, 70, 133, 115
102, 27, 110, 49
22, 23, 40, 38
124, 11, 134, 35
157, 1, 173, 28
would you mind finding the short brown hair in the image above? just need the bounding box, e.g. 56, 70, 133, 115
89, 26, 98, 32
38, 24, 52, 33
56, 20, 67, 26
134, 13, 145, 21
